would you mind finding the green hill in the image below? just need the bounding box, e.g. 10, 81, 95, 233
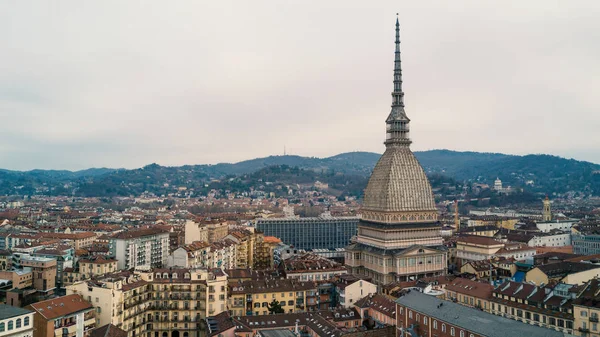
0, 150, 598, 197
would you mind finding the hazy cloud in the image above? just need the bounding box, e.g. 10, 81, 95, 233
1, 0, 599, 170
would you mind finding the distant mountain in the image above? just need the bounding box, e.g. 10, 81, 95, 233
0, 150, 599, 197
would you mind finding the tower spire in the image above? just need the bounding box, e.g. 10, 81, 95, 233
393, 14, 404, 107
385, 15, 411, 147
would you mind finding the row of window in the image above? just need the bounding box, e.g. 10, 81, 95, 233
254, 301, 295, 308
0, 317, 30, 332
403, 308, 473, 337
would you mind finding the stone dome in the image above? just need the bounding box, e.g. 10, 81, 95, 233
362, 146, 436, 213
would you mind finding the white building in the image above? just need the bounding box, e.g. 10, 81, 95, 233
536, 220, 578, 233
109, 228, 169, 270
0, 304, 34, 337
528, 232, 572, 247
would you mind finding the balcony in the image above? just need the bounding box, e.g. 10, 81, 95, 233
579, 327, 590, 333
590, 316, 599, 323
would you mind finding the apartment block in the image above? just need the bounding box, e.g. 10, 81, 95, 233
67, 268, 228, 337
109, 228, 169, 270
228, 279, 318, 317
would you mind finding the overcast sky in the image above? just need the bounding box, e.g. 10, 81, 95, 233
1, 1, 599, 171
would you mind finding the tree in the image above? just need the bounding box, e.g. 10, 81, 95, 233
267, 299, 284, 314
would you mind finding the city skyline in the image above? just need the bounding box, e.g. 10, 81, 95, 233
2, 1, 600, 170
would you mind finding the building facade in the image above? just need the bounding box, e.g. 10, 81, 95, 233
109, 228, 169, 270
0, 305, 34, 337
396, 291, 566, 337
255, 215, 359, 251
67, 268, 228, 337
27, 294, 96, 337
345, 19, 446, 285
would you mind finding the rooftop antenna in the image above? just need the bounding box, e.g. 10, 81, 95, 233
284, 145, 287, 156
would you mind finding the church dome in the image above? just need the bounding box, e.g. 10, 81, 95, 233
360, 18, 437, 221
362, 146, 436, 213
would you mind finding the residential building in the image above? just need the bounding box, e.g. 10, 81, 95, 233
396, 290, 566, 337
573, 278, 600, 337
353, 294, 396, 327
334, 275, 377, 308
0, 251, 12, 271
455, 236, 505, 266
0, 268, 33, 291
32, 246, 74, 289
89, 324, 127, 337
19, 256, 56, 296
489, 281, 575, 334
537, 220, 578, 233
228, 279, 318, 316
526, 262, 600, 285
573, 224, 600, 255
505, 230, 572, 248
221, 310, 394, 337
185, 220, 228, 244
254, 236, 280, 270
109, 228, 169, 270
345, 23, 448, 284
67, 268, 228, 337
281, 253, 347, 281
445, 277, 493, 311
255, 214, 359, 251
168, 242, 212, 268
225, 230, 258, 269
458, 225, 499, 237
460, 260, 495, 280
0, 304, 34, 337
64, 256, 118, 284
27, 294, 95, 337
36, 233, 97, 250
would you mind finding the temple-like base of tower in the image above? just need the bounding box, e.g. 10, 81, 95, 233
345, 243, 447, 285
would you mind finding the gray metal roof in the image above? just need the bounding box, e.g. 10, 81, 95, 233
0, 304, 32, 320
258, 329, 298, 337
396, 291, 568, 337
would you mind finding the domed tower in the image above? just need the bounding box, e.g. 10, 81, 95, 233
345, 17, 446, 284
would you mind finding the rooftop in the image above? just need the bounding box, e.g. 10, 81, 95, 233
29, 294, 93, 320
396, 291, 565, 337
0, 304, 32, 320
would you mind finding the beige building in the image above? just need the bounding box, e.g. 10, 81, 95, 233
0, 269, 32, 290
228, 279, 318, 317
67, 268, 228, 337
39, 232, 97, 250
335, 276, 377, 308
445, 277, 493, 311
282, 253, 348, 281
573, 279, 600, 337
168, 240, 237, 270
185, 219, 229, 245
455, 236, 505, 267
226, 230, 260, 269
20, 256, 56, 295
65, 256, 118, 284
526, 262, 600, 285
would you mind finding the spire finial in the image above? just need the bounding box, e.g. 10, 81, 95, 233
392, 15, 403, 107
